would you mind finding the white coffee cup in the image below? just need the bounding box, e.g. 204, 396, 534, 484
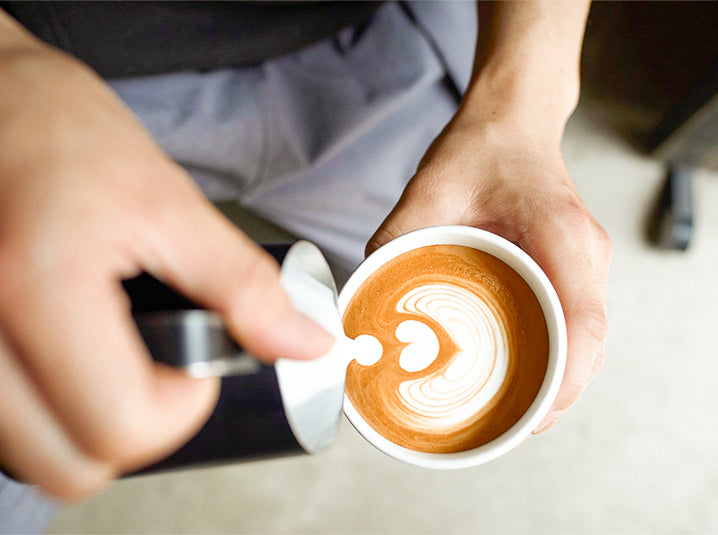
338, 225, 567, 469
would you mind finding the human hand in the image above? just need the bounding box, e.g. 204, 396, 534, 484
0, 43, 333, 500
368, 110, 612, 433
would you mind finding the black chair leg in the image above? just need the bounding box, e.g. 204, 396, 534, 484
646, 163, 694, 251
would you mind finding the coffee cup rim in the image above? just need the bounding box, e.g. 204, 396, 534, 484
338, 225, 567, 469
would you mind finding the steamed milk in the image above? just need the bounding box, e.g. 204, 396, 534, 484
343, 244, 549, 453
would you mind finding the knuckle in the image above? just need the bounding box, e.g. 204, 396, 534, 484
224, 251, 293, 352
548, 194, 613, 273
546, 190, 602, 236
593, 224, 613, 263
238, 252, 281, 296
123, 184, 179, 238
229, 252, 284, 320
592, 348, 607, 377
121, 168, 197, 237
555, 196, 593, 234
575, 297, 609, 345
593, 220, 611, 246
521, 186, 587, 236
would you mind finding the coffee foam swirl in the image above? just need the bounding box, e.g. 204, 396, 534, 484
395, 283, 509, 430
343, 245, 549, 454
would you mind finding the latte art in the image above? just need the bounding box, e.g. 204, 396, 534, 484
343, 245, 549, 453
394, 320, 438, 373
395, 282, 510, 430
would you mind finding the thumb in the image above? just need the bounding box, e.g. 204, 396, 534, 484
366, 181, 462, 256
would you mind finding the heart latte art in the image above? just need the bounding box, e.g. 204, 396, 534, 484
343, 245, 549, 453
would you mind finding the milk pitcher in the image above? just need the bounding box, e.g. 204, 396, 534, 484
124, 241, 347, 475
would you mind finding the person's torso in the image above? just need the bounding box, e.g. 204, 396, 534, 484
0, 1, 383, 78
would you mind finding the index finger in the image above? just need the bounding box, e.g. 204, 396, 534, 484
129, 187, 336, 363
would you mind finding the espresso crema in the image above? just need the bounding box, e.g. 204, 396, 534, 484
343, 244, 549, 453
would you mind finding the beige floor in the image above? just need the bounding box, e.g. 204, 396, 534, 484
47, 100, 718, 534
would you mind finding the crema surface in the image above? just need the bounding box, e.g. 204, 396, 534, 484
343, 245, 549, 453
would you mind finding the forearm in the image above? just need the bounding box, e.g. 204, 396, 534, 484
460, 1, 590, 139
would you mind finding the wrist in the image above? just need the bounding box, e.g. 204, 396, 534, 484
457, 61, 580, 145
460, 1, 589, 140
